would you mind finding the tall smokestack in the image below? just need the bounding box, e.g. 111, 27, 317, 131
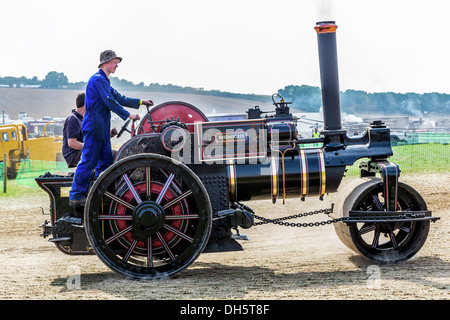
315, 21, 342, 131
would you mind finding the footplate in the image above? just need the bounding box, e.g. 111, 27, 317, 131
36, 173, 92, 255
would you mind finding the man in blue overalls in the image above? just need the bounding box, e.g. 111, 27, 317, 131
69, 50, 153, 206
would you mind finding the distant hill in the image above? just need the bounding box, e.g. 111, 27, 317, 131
2, 72, 449, 119
0, 88, 275, 121
1, 85, 449, 126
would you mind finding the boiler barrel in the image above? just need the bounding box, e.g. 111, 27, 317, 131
226, 147, 345, 202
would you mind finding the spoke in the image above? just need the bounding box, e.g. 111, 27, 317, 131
398, 225, 411, 233
155, 173, 175, 204
156, 231, 176, 261
147, 237, 153, 268
165, 214, 199, 220
372, 230, 380, 248
389, 232, 399, 248
146, 167, 151, 200
163, 224, 194, 242
359, 224, 376, 235
105, 191, 135, 210
122, 173, 142, 204
99, 215, 133, 220
163, 190, 193, 209
160, 168, 183, 193
123, 240, 138, 262
105, 226, 132, 245
372, 195, 384, 211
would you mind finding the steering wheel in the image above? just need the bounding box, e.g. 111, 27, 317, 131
117, 119, 131, 138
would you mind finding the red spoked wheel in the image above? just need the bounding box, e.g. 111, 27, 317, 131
135, 101, 209, 135
109, 179, 188, 256
84, 154, 212, 280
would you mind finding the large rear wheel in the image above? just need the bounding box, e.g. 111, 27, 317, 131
84, 154, 212, 280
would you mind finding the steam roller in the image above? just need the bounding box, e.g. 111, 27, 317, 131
36, 21, 439, 280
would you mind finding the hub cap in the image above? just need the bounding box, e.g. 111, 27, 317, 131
132, 201, 165, 241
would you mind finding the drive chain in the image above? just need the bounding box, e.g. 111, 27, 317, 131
251, 208, 338, 227
251, 208, 431, 228
234, 201, 431, 228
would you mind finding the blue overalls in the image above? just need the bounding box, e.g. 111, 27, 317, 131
69, 69, 140, 201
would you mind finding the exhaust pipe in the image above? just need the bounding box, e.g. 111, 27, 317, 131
315, 21, 342, 131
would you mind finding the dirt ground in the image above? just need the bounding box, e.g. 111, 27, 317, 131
0, 173, 448, 300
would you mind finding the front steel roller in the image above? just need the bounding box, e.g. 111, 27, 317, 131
84, 154, 212, 280
333, 178, 430, 264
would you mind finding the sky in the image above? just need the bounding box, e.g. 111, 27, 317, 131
1, 0, 449, 95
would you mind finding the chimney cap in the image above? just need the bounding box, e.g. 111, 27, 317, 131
315, 21, 338, 34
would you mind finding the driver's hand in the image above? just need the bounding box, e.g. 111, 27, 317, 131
129, 114, 140, 121
110, 127, 118, 138
141, 99, 154, 107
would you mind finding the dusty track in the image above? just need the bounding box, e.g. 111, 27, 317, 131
0, 173, 448, 300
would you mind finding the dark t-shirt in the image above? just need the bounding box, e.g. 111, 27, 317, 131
62, 109, 83, 166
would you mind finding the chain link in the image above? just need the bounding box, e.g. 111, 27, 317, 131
252, 208, 339, 227
233, 201, 431, 228
251, 208, 430, 228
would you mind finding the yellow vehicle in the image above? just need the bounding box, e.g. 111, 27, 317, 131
0, 122, 63, 179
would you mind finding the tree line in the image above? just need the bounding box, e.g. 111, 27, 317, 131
342, 89, 450, 117
0, 72, 268, 103
278, 85, 450, 117
1, 72, 449, 116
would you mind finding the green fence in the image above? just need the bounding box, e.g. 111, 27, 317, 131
16, 159, 72, 187
403, 132, 450, 145
0, 159, 71, 192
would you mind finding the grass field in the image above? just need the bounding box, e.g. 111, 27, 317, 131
346, 142, 449, 176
